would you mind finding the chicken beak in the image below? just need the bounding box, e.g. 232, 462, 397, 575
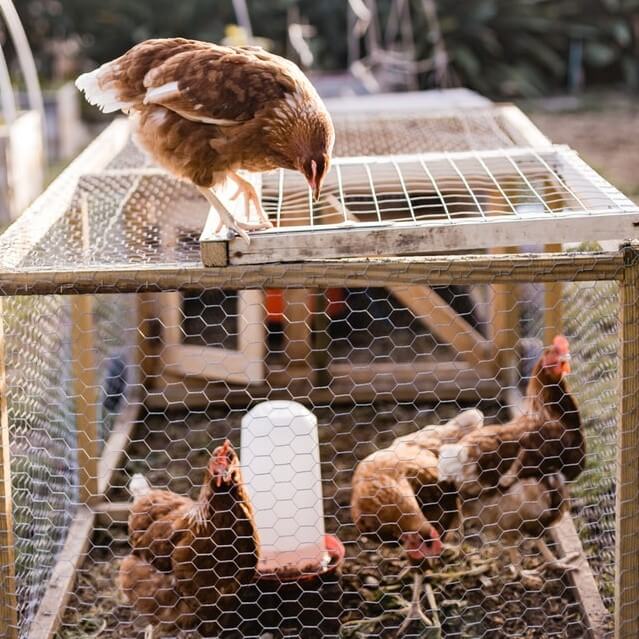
307, 159, 322, 201
559, 354, 571, 375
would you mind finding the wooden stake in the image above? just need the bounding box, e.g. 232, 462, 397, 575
283, 289, 312, 368
544, 243, 563, 344
0, 298, 18, 636
71, 296, 99, 504
616, 243, 639, 639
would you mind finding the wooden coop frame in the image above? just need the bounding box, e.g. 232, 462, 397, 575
0, 93, 638, 638
0, 250, 637, 639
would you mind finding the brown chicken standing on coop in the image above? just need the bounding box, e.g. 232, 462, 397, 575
76, 38, 335, 242
118, 440, 259, 633
350, 408, 484, 632
438, 335, 585, 571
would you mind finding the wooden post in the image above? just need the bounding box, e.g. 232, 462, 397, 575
312, 290, 331, 386
0, 299, 18, 637
71, 296, 99, 504
137, 293, 159, 391
616, 243, 639, 639
544, 244, 563, 344
283, 289, 312, 369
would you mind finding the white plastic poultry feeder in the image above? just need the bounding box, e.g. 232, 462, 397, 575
241, 400, 330, 576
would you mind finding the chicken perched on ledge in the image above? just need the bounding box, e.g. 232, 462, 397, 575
118, 441, 259, 633
76, 38, 335, 242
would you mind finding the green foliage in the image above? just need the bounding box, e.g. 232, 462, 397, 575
12, 0, 639, 96
409, 0, 639, 96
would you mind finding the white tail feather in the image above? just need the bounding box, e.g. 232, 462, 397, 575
129, 473, 150, 498
76, 63, 131, 113
438, 444, 469, 483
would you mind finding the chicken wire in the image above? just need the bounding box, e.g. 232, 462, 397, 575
0, 258, 634, 639
0, 111, 636, 639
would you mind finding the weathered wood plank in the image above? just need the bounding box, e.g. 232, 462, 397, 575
146, 361, 500, 410
71, 296, 99, 504
97, 401, 140, 496
391, 285, 494, 366
29, 507, 95, 639
544, 244, 563, 344
498, 104, 552, 148
550, 513, 611, 639
0, 298, 18, 637
0, 253, 624, 297
227, 215, 639, 266
616, 244, 639, 639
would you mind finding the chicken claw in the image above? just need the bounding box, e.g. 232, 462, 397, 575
396, 572, 433, 636
520, 541, 581, 577
198, 186, 267, 244
228, 172, 273, 229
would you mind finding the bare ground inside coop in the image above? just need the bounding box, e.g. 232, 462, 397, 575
57, 407, 596, 639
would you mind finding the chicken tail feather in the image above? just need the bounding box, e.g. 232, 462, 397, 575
76, 63, 132, 113
130, 473, 151, 499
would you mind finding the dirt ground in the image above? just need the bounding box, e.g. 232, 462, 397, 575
527, 93, 639, 202
56, 406, 594, 639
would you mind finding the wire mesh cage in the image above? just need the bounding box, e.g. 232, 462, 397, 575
0, 109, 638, 639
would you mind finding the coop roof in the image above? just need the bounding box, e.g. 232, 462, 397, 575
0, 101, 637, 277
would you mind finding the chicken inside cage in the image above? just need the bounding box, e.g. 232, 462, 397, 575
2, 63, 637, 639
0, 269, 620, 639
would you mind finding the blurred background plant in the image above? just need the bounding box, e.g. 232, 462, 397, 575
10, 0, 639, 97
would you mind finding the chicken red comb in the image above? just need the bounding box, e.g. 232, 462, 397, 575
552, 335, 569, 354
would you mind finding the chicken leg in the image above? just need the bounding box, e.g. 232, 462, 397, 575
396, 571, 433, 636
198, 186, 268, 244
228, 172, 273, 229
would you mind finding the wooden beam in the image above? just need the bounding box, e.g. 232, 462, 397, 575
0, 253, 623, 297
97, 401, 140, 496
137, 293, 160, 391
71, 296, 99, 504
0, 299, 18, 638
29, 507, 94, 639
283, 289, 312, 367
391, 285, 494, 366
550, 514, 611, 639
616, 243, 639, 639
146, 360, 500, 410
497, 104, 552, 148
324, 194, 494, 367
544, 244, 563, 344
226, 213, 639, 265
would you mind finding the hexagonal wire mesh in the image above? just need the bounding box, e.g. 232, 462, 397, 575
0, 110, 637, 639
0, 264, 630, 639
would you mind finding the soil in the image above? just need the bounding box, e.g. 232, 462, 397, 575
56, 406, 596, 639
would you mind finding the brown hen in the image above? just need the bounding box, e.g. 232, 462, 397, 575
76, 38, 334, 241
439, 335, 585, 497
118, 440, 259, 634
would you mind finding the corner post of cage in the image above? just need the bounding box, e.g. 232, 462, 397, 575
616, 240, 639, 639
0, 298, 18, 637
71, 295, 99, 504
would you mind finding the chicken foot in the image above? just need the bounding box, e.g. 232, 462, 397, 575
396, 571, 433, 636
198, 186, 267, 244
515, 539, 581, 577
227, 172, 273, 229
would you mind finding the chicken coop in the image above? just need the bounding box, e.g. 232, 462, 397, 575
1, 91, 639, 639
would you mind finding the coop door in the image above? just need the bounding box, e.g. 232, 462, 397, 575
160, 289, 265, 384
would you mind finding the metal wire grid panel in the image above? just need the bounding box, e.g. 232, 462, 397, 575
1, 251, 638, 639
1, 115, 638, 273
